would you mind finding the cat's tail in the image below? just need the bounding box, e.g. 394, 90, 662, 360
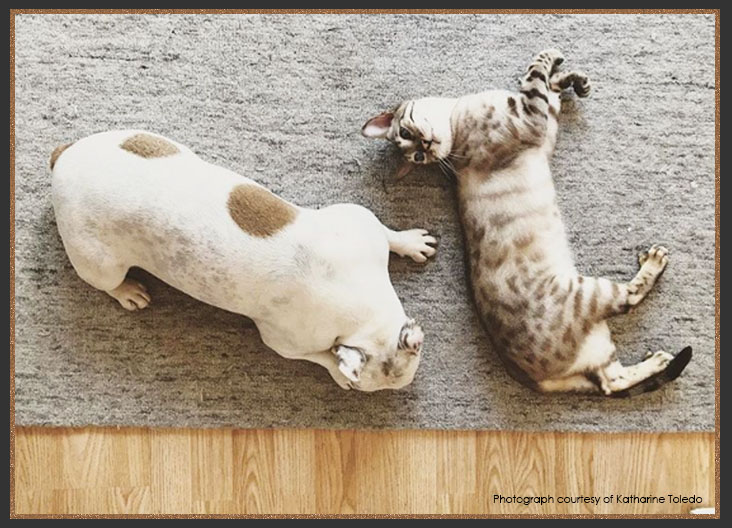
608, 346, 693, 398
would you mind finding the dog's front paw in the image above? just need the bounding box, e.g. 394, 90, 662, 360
393, 229, 437, 263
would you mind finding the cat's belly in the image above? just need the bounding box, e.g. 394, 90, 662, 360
459, 170, 579, 380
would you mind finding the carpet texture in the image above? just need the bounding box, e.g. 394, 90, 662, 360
14, 14, 716, 431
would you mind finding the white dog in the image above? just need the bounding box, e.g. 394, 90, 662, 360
50, 130, 437, 391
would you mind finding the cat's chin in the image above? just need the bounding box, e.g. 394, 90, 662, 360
395, 158, 437, 180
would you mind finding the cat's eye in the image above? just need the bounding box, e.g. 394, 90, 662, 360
399, 127, 413, 141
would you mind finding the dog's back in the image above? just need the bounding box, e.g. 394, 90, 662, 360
51, 130, 304, 316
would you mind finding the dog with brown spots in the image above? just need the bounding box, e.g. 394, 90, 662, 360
363, 49, 692, 396
51, 130, 436, 391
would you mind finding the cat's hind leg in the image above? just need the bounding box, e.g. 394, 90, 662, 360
559, 244, 670, 321
540, 349, 692, 396
539, 322, 692, 396
605, 243, 669, 314
538, 374, 599, 393
593, 347, 692, 397
628, 244, 669, 305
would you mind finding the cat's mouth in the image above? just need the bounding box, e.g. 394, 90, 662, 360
395, 146, 444, 179
406, 137, 445, 165
395, 151, 434, 179
409, 146, 442, 164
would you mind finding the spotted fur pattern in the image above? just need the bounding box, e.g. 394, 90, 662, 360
363, 49, 692, 395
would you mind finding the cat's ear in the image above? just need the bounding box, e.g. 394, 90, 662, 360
334, 345, 366, 382
361, 112, 394, 139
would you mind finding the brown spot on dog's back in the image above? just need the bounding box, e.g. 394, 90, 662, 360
49, 142, 73, 170
227, 184, 297, 237
120, 133, 179, 158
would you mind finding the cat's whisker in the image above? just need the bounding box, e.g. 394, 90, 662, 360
437, 157, 460, 181
437, 159, 451, 177
440, 156, 458, 173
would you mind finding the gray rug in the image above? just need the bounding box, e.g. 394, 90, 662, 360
14, 13, 716, 431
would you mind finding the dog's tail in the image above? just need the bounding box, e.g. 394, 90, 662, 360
609, 346, 693, 398
49, 142, 74, 170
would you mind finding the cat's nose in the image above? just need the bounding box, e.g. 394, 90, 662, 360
414, 151, 425, 162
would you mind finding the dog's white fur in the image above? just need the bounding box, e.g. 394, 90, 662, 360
51, 130, 436, 391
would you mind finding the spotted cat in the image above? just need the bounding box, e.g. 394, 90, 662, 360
362, 49, 691, 396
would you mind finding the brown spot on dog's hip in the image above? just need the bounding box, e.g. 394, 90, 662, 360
49, 142, 73, 170
120, 133, 179, 158
227, 184, 298, 237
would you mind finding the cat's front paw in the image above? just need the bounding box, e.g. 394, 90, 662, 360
394, 229, 437, 263
638, 244, 669, 273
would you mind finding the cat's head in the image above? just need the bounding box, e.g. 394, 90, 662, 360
362, 97, 455, 178
333, 318, 424, 391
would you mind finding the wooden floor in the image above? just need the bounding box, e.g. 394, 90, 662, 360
13, 427, 715, 516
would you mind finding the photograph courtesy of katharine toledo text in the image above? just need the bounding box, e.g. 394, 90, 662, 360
493, 494, 705, 508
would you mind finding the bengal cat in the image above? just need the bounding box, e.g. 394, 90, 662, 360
362, 49, 692, 396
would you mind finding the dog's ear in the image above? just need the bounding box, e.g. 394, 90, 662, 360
361, 112, 394, 139
398, 319, 423, 356
334, 345, 366, 382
